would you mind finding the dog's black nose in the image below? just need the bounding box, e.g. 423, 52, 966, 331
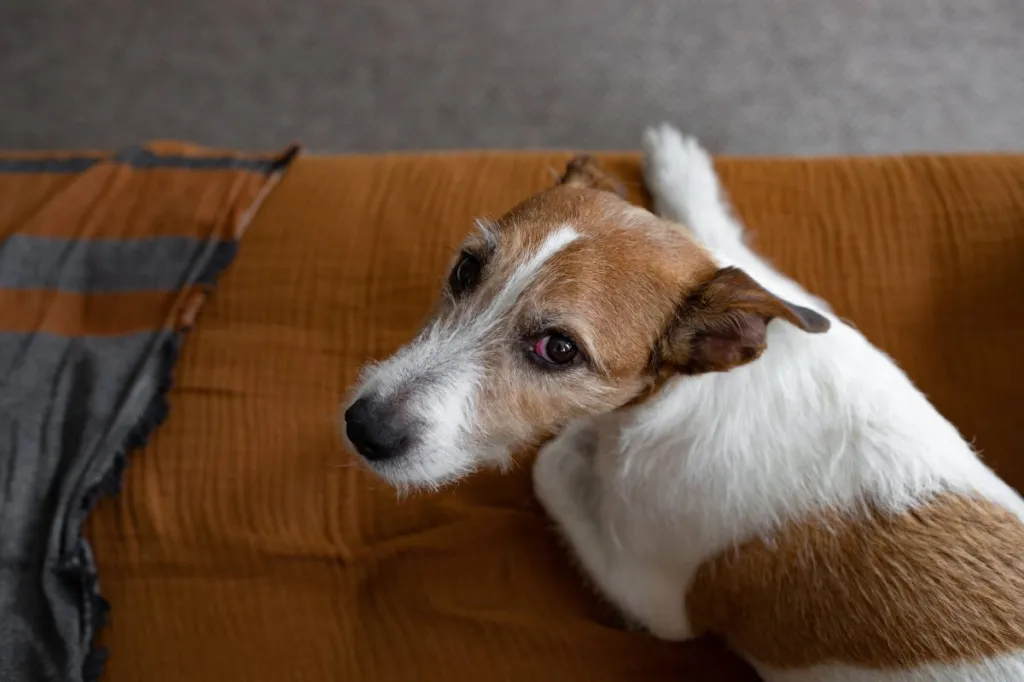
344, 397, 409, 461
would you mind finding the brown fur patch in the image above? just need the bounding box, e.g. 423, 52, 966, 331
460, 183, 719, 450
520, 204, 714, 380
559, 154, 629, 198
686, 493, 1024, 669
660, 267, 830, 375
428, 157, 826, 460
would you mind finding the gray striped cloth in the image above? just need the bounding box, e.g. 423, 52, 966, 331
0, 143, 297, 681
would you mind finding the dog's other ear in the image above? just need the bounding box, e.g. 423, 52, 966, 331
659, 267, 830, 374
559, 155, 628, 199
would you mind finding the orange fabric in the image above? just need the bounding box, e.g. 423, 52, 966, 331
0, 150, 292, 242
88, 152, 1024, 681
0, 287, 206, 336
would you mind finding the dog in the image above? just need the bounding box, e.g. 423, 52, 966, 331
343, 125, 1024, 681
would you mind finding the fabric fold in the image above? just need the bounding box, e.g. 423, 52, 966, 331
0, 142, 298, 682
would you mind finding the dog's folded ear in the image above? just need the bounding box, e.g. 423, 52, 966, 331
658, 267, 830, 374
559, 155, 628, 199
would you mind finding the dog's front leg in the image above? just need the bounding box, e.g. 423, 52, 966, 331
533, 420, 693, 641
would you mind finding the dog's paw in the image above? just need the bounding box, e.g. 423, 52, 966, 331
533, 437, 579, 512
533, 423, 599, 521
619, 613, 648, 633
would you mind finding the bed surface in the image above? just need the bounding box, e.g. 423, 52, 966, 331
79, 150, 1024, 681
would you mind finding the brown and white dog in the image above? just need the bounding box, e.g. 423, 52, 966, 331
343, 125, 1024, 681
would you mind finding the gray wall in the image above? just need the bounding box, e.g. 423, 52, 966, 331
3, 0, 1022, 153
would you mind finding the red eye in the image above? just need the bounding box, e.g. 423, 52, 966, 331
533, 333, 578, 365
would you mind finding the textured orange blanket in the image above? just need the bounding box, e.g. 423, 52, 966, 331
86, 152, 1024, 681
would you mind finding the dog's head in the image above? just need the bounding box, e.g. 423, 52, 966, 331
343, 156, 828, 488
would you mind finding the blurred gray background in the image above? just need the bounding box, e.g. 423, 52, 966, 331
2, 0, 1022, 154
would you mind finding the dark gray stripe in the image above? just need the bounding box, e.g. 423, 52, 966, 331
112, 147, 288, 172
0, 235, 237, 292
0, 327, 173, 681
0, 329, 163, 554
0, 145, 296, 174
0, 331, 157, 431
0, 157, 101, 173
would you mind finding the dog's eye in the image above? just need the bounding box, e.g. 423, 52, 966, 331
449, 252, 481, 295
533, 333, 578, 366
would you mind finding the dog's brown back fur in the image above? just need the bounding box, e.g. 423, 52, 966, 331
686, 493, 1024, 669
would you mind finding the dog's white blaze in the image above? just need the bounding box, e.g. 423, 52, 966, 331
431, 221, 578, 437
477, 223, 579, 329
349, 223, 580, 486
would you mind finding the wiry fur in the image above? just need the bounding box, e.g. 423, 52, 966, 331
532, 125, 1024, 680
349, 224, 585, 489
346, 171, 719, 489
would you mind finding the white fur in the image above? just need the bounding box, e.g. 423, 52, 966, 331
763, 654, 1024, 682
347, 224, 579, 488
533, 125, 1024, 680
487, 223, 579, 319
642, 124, 833, 314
